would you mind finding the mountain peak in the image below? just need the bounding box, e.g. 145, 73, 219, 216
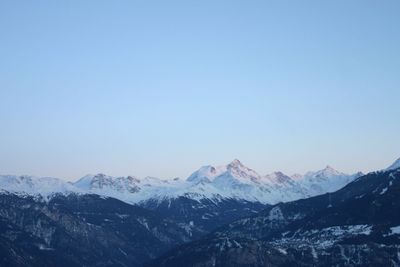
186, 165, 221, 183
319, 165, 341, 176
223, 159, 262, 183
229, 159, 242, 166
324, 165, 335, 171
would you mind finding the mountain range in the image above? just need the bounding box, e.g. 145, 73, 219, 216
0, 158, 399, 266
0, 159, 362, 205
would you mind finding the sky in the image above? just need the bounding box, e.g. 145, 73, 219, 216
0, 1, 399, 181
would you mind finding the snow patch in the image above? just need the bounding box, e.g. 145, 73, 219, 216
386, 158, 400, 171
268, 207, 284, 221
390, 226, 400, 235
380, 187, 388, 195
277, 248, 287, 255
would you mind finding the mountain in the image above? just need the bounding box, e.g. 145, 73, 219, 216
294, 165, 363, 196
74, 173, 141, 193
386, 157, 400, 171
73, 173, 144, 202
0, 193, 195, 267
0, 175, 79, 198
179, 159, 304, 203
148, 167, 400, 267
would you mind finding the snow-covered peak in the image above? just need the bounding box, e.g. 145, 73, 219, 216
228, 159, 242, 167
0, 175, 79, 197
318, 165, 342, 176
225, 159, 261, 182
298, 166, 356, 195
74, 173, 140, 194
187, 165, 222, 183
303, 165, 344, 182
182, 160, 307, 203
386, 158, 400, 171
186, 159, 260, 184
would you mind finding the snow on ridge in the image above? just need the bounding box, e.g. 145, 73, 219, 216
0, 159, 367, 205
386, 158, 400, 171
292, 166, 363, 196
390, 225, 400, 235
0, 175, 83, 198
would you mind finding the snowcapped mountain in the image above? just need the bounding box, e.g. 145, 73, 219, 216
0, 158, 369, 205
386, 157, 400, 171
179, 159, 361, 203
185, 159, 274, 202
186, 165, 226, 183
74, 173, 141, 195
0, 174, 79, 198
293, 165, 363, 196
73, 173, 187, 203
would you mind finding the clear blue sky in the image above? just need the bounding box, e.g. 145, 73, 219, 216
1, 1, 399, 180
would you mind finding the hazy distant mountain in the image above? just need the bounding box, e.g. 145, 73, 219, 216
0, 159, 362, 205
0, 159, 362, 206
386, 157, 400, 171
0, 175, 79, 197
293, 165, 363, 196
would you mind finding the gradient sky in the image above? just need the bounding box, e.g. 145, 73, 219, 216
1, 1, 399, 181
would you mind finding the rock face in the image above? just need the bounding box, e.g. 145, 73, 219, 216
148, 167, 400, 267
0, 193, 195, 267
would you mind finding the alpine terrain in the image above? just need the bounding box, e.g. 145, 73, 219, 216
1, 158, 397, 267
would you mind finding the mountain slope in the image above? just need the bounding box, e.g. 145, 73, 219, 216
0, 193, 195, 267
387, 157, 400, 171
141, 196, 266, 235
294, 165, 363, 196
